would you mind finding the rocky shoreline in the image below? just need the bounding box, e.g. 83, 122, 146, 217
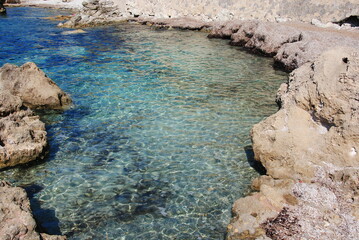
56, 2, 359, 238
0, 62, 71, 239
2, 1, 359, 239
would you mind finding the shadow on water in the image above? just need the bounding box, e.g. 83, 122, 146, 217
244, 145, 267, 175
21, 184, 64, 236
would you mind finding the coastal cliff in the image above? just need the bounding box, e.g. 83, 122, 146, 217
227, 47, 359, 240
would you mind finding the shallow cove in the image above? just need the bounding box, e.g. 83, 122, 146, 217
0, 7, 287, 240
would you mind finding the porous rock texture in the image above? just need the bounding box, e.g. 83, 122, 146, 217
0, 62, 72, 110
0, 62, 72, 169
0, 181, 67, 240
60, 0, 359, 28
65, 0, 359, 25
209, 21, 359, 71
226, 47, 359, 240
0, 109, 47, 169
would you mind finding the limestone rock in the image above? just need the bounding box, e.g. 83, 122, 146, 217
59, 0, 126, 28
0, 91, 23, 117
62, 0, 359, 26
227, 176, 295, 240
0, 62, 72, 110
254, 47, 359, 181
228, 47, 359, 239
0, 181, 67, 240
209, 21, 359, 71
0, 109, 47, 169
137, 17, 212, 31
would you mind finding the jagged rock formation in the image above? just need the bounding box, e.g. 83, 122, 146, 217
208, 21, 359, 71
0, 181, 67, 240
0, 62, 72, 169
59, 0, 126, 27
226, 47, 359, 240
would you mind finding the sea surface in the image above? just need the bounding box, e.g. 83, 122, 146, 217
0, 7, 287, 240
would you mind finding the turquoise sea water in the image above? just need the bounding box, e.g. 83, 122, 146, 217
0, 7, 287, 239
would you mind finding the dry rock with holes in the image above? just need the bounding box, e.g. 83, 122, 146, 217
209, 21, 359, 72
227, 48, 359, 239
0, 62, 72, 169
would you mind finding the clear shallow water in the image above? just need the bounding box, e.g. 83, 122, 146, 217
0, 7, 287, 240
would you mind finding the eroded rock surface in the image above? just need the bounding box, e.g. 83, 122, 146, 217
0, 62, 72, 110
0, 62, 72, 169
59, 0, 126, 27
0, 109, 47, 169
209, 21, 359, 71
0, 181, 67, 240
73, 0, 359, 23
227, 47, 359, 239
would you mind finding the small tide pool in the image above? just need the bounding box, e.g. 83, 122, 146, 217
0, 7, 287, 240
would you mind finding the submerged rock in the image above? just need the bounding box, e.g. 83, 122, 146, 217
0, 62, 72, 110
61, 29, 86, 35
0, 0, 6, 15
227, 47, 359, 239
0, 181, 67, 240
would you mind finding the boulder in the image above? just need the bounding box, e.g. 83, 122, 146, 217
0, 109, 47, 169
0, 62, 72, 110
0, 181, 67, 240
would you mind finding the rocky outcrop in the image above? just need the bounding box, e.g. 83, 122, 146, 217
0, 181, 67, 240
226, 47, 359, 239
209, 21, 359, 71
0, 62, 72, 169
60, 0, 359, 28
134, 17, 213, 31
0, 109, 47, 169
59, 0, 126, 28
0, 62, 72, 110
105, 0, 359, 23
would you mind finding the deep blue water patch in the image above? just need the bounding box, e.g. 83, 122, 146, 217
0, 7, 287, 240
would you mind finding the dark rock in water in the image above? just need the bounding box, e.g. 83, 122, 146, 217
0, 0, 6, 15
